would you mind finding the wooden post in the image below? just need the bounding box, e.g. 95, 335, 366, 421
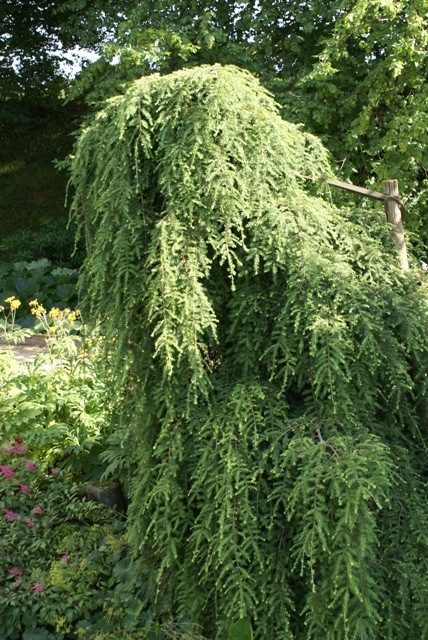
382, 180, 409, 271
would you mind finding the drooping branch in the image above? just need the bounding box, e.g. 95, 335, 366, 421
69, 64, 428, 640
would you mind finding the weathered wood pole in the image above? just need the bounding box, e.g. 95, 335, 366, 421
382, 179, 409, 271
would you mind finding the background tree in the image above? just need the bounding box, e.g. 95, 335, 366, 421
71, 0, 427, 257
69, 64, 428, 640
1, 0, 66, 115
0, 0, 130, 242
1, 0, 426, 257
0, 0, 130, 95
287, 0, 428, 257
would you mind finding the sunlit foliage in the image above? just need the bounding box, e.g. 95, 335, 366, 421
69, 65, 427, 639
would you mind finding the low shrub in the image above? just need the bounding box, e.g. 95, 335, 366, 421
0, 437, 128, 639
0, 301, 108, 479
0, 438, 212, 640
0, 353, 108, 479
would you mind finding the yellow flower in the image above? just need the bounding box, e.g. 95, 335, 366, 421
5, 296, 21, 309
29, 299, 39, 307
67, 311, 76, 322
48, 307, 61, 319
30, 304, 46, 317
49, 326, 57, 334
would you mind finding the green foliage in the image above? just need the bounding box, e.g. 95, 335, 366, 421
0, 333, 108, 479
0, 0, 128, 106
0, 439, 127, 639
0, 219, 85, 268
289, 0, 428, 257
1, 0, 65, 101
69, 65, 428, 639
0, 260, 79, 326
227, 618, 253, 640
3, 1, 427, 256
70, 0, 428, 258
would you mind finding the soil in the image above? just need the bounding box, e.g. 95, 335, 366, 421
0, 335, 49, 362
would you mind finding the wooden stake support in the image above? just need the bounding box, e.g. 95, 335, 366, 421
381, 180, 409, 271
325, 178, 409, 271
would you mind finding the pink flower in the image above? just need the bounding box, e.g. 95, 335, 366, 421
4, 509, 19, 522
59, 552, 69, 564
50, 467, 59, 474
24, 460, 37, 471
31, 582, 44, 593
4, 442, 27, 455
0, 465, 15, 479
31, 506, 43, 515
18, 484, 32, 494
24, 517, 35, 528
8, 567, 22, 576
12, 443, 27, 455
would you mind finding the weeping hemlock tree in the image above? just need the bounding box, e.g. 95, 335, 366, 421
69, 65, 427, 639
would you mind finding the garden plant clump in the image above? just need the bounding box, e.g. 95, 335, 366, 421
0, 295, 33, 345
0, 436, 128, 639
0, 258, 79, 329
0, 303, 129, 639
68, 64, 427, 639
0, 298, 107, 476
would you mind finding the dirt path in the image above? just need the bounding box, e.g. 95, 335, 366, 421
0, 335, 49, 362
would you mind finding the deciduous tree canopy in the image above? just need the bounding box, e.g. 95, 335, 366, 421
69, 65, 427, 639
2, 0, 427, 255
65, 0, 428, 256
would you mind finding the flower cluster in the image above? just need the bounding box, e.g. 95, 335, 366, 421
1, 297, 26, 343
0, 435, 129, 638
0, 437, 47, 594
29, 299, 46, 318
0, 465, 15, 480
3, 440, 27, 456
29, 299, 81, 335
1, 297, 33, 345
4, 296, 21, 311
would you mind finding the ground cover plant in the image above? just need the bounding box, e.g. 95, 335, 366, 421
0, 259, 79, 327
68, 64, 428, 639
0, 438, 127, 639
